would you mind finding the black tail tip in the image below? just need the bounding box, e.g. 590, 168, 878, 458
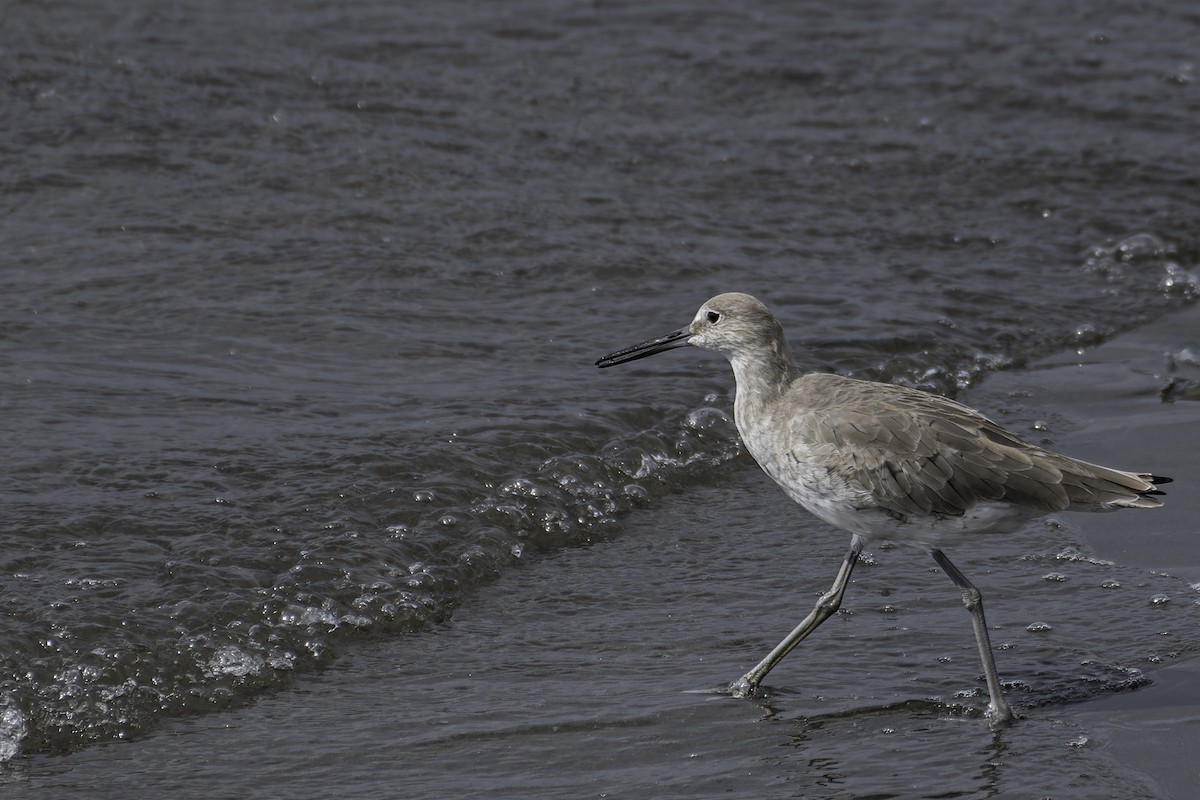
1142, 474, 1172, 498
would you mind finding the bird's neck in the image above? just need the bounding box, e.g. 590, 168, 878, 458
730, 349, 798, 434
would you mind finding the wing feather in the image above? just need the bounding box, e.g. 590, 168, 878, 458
782, 375, 1161, 518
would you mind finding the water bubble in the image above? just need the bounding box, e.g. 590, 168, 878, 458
1027, 622, 1053, 633
1116, 232, 1168, 261
207, 645, 264, 679
1073, 323, 1102, 346
1149, 593, 1170, 606
685, 406, 732, 431
622, 483, 649, 503
280, 604, 338, 629
413, 490, 436, 503
1042, 572, 1068, 583
1054, 547, 1112, 566
267, 650, 297, 670
499, 477, 544, 498
1101, 579, 1121, 589
1159, 262, 1199, 299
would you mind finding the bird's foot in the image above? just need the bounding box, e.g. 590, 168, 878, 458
727, 676, 761, 699
985, 701, 1016, 731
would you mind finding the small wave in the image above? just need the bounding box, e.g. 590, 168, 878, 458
0, 698, 28, 764
1012, 662, 1150, 709
0, 402, 742, 759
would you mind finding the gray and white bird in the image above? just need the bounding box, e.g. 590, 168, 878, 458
596, 292, 1170, 726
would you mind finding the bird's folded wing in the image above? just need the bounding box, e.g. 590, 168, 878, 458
802, 403, 1071, 517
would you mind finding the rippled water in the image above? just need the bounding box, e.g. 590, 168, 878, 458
2, 0, 1199, 793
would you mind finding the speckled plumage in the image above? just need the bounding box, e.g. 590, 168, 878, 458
742, 370, 1164, 548
597, 292, 1170, 726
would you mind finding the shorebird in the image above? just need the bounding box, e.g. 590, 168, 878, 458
595, 292, 1169, 726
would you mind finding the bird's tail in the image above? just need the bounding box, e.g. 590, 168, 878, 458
1059, 460, 1171, 510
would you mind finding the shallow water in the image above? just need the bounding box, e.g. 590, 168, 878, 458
5, 473, 1198, 798
2, 0, 1199, 793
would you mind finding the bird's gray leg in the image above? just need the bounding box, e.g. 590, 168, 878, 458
730, 535, 864, 697
930, 549, 1014, 727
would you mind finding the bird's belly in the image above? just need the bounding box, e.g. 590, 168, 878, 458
801, 494, 1031, 549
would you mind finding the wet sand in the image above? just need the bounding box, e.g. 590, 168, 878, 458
978, 301, 1200, 799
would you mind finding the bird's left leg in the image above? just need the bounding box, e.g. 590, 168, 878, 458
730, 535, 864, 697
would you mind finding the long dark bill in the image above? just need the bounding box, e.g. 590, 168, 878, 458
595, 326, 692, 368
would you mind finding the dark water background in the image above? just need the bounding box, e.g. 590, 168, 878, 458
2, 0, 1199, 795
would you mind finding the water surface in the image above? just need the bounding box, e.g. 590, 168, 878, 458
2, 0, 1199, 795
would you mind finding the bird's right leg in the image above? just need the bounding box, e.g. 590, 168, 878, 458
730, 535, 864, 697
930, 548, 1014, 728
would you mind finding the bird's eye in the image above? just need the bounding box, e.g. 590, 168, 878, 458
706, 311, 721, 324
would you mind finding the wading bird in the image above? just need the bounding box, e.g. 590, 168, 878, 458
596, 292, 1169, 726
